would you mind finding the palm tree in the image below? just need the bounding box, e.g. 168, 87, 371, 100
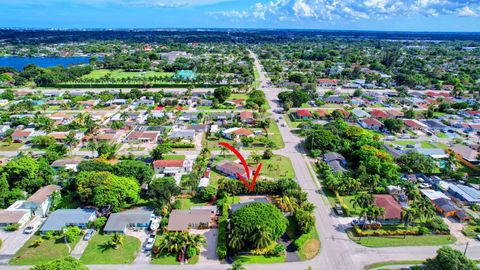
251, 226, 273, 249
86, 140, 98, 158
276, 196, 297, 214
109, 233, 124, 249
228, 234, 244, 251
64, 131, 79, 156
186, 233, 207, 255
401, 207, 419, 238
350, 193, 374, 210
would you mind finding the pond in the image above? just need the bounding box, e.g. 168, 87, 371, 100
0, 56, 96, 71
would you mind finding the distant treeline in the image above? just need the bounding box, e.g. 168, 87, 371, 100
1, 29, 479, 44
53, 83, 241, 88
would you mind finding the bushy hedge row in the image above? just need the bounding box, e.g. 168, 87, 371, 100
170, 143, 195, 148
335, 191, 350, 217
216, 203, 229, 260
293, 232, 310, 250
52, 83, 240, 88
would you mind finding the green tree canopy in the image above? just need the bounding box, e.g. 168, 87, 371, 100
113, 160, 154, 184
213, 86, 232, 103
424, 246, 478, 270
397, 152, 436, 174
74, 171, 140, 212
147, 177, 180, 207
1, 155, 54, 193
230, 202, 287, 250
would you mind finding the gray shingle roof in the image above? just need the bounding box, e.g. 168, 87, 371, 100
103, 208, 153, 232
40, 209, 96, 232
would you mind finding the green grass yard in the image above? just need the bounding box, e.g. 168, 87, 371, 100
0, 142, 24, 151
80, 234, 140, 264
347, 230, 456, 247
235, 254, 286, 264
163, 154, 187, 160
81, 69, 174, 80
254, 155, 295, 179
10, 235, 81, 265
174, 198, 206, 210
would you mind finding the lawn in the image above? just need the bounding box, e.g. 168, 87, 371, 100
347, 230, 456, 247
253, 155, 295, 179
174, 198, 206, 210
366, 260, 424, 270
163, 154, 187, 160
151, 251, 199, 265
462, 223, 480, 238
10, 235, 81, 265
436, 132, 448, 138
235, 254, 286, 264
81, 69, 174, 80
210, 154, 238, 186
0, 142, 24, 151
80, 234, 141, 264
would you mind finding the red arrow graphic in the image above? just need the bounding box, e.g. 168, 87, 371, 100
218, 142, 262, 192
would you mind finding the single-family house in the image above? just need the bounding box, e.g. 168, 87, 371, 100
11, 129, 33, 142
48, 131, 83, 144
221, 127, 254, 140
416, 148, 449, 159
451, 144, 479, 164
403, 119, 428, 131
125, 131, 160, 143
40, 209, 96, 233
386, 109, 404, 119
23, 185, 61, 217
296, 109, 313, 120
359, 118, 384, 131
216, 160, 254, 180
239, 111, 255, 124
169, 129, 196, 141
167, 209, 214, 232
0, 201, 32, 228
51, 157, 84, 172
370, 109, 389, 119
153, 159, 193, 175
447, 184, 480, 205
199, 99, 213, 106
317, 78, 338, 88
103, 208, 154, 234
230, 197, 271, 214
432, 198, 460, 217
374, 195, 402, 223
321, 152, 348, 174
352, 108, 370, 119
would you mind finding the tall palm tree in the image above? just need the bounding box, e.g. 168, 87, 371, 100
350, 193, 374, 210
401, 207, 419, 238
64, 131, 79, 156
251, 226, 273, 249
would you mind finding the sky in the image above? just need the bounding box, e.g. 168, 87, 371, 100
0, 0, 479, 32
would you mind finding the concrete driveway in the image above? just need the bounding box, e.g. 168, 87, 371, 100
190, 229, 219, 265
127, 230, 152, 264
0, 218, 42, 265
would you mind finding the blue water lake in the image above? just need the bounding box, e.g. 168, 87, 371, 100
0, 56, 95, 71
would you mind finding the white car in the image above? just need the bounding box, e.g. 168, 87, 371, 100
145, 234, 156, 251
24, 221, 41, 234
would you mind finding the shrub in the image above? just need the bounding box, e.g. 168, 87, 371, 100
216, 203, 228, 260
419, 226, 429, 235
186, 246, 197, 258
472, 204, 480, 212
273, 243, 286, 256
293, 232, 310, 250
42, 231, 54, 240
425, 217, 449, 233
4, 223, 20, 231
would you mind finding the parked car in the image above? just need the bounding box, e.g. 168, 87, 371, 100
477, 235, 480, 241
24, 221, 41, 234
351, 219, 364, 226
84, 229, 95, 241
145, 234, 156, 250
334, 203, 344, 216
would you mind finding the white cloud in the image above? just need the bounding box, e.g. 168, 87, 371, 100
457, 6, 477, 16
211, 0, 480, 22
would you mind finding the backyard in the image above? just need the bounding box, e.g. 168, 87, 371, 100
80, 234, 141, 264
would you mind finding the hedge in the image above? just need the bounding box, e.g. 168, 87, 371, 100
51, 83, 242, 88
293, 232, 310, 250
335, 191, 350, 217
170, 143, 195, 148
216, 203, 229, 260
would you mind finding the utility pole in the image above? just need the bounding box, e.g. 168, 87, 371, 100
464, 242, 469, 256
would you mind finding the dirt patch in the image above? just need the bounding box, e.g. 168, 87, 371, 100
300, 239, 320, 260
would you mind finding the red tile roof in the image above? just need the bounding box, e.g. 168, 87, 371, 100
297, 109, 313, 117
153, 160, 184, 168
240, 111, 254, 120
363, 118, 383, 127
371, 109, 388, 118
316, 109, 328, 117
233, 128, 253, 136
374, 195, 402, 220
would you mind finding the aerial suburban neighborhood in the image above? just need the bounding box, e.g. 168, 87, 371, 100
0, 7, 480, 270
